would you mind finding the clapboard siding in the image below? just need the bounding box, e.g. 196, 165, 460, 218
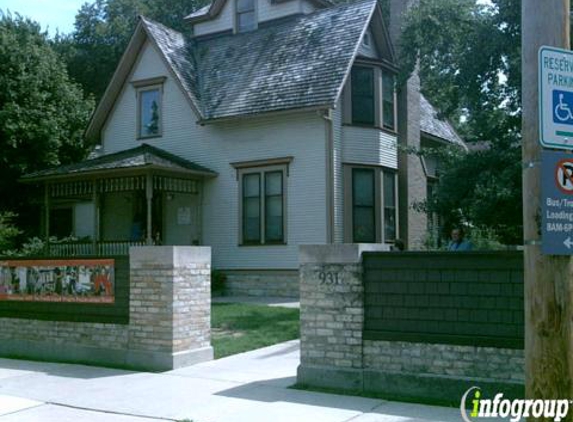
332, 101, 344, 244
194, 0, 315, 37
342, 126, 398, 169
259, 0, 307, 23
102, 42, 327, 270
194, 1, 234, 37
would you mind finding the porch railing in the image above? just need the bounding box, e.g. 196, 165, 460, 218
46, 240, 147, 257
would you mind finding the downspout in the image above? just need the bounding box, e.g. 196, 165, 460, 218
319, 109, 335, 244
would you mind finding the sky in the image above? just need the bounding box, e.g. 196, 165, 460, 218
0, 0, 86, 35
1, 0, 496, 37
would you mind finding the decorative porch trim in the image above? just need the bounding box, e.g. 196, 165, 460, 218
48, 175, 199, 198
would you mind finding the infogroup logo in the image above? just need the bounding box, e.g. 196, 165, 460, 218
460, 386, 571, 422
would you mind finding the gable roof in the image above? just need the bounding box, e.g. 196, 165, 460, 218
86, 0, 381, 140
22, 144, 217, 182
197, 0, 377, 120
148, 0, 378, 121
420, 95, 466, 148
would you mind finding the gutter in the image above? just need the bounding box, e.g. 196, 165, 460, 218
196, 105, 331, 126
318, 109, 335, 244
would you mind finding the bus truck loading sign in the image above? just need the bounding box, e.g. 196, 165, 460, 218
539, 46, 573, 150
542, 150, 573, 255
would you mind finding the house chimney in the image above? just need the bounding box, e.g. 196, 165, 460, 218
389, 0, 426, 250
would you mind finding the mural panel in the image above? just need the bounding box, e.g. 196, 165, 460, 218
0, 259, 115, 303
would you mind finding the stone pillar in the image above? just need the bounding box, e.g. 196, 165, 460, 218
390, 0, 427, 250
128, 246, 213, 370
297, 244, 387, 391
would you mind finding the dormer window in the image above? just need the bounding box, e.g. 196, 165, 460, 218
133, 77, 166, 140
236, 0, 256, 32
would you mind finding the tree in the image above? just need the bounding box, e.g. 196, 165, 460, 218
399, 0, 523, 244
0, 12, 94, 236
56, 0, 209, 101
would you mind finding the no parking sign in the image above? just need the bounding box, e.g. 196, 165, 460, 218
542, 150, 573, 254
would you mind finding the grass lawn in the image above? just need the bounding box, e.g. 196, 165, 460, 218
211, 302, 300, 359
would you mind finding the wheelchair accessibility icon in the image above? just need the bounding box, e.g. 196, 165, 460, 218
553, 90, 573, 125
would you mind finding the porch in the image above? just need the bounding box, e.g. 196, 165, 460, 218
22, 144, 217, 256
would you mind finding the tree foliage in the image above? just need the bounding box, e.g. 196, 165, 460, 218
0, 212, 21, 254
400, 0, 522, 244
0, 12, 93, 234
55, 0, 209, 101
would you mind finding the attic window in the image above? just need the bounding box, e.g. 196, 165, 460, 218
137, 85, 162, 139
363, 32, 371, 47
236, 0, 256, 32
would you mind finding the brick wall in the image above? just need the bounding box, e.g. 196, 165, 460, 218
297, 245, 525, 402
222, 270, 299, 298
0, 247, 213, 371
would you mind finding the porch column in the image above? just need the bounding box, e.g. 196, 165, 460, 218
44, 183, 50, 244
92, 180, 99, 254
146, 173, 153, 245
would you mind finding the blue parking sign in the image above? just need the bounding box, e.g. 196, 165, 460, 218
542, 150, 573, 255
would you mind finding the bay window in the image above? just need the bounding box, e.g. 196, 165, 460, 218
345, 165, 397, 244
347, 65, 396, 131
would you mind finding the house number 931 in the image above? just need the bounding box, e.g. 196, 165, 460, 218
318, 271, 342, 285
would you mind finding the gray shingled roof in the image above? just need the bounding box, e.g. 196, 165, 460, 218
22, 144, 216, 181
143, 0, 376, 120
420, 94, 465, 147
141, 17, 202, 115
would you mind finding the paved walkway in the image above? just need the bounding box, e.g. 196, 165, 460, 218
0, 340, 463, 422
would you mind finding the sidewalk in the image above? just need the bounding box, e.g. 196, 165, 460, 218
0, 340, 463, 422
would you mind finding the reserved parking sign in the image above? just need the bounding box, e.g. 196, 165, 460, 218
539, 46, 573, 150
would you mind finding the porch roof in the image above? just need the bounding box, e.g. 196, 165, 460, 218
21, 144, 217, 182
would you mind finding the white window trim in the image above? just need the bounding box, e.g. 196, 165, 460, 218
235, 161, 290, 246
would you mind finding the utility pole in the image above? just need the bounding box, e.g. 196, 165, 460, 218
522, 0, 573, 408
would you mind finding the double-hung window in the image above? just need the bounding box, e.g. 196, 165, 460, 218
352, 168, 376, 243
348, 65, 396, 131
351, 66, 375, 126
345, 165, 398, 244
383, 171, 397, 241
382, 72, 396, 131
235, 159, 291, 245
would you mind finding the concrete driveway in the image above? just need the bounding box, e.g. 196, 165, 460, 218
0, 340, 464, 422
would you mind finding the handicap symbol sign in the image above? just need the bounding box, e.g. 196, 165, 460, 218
553, 90, 573, 126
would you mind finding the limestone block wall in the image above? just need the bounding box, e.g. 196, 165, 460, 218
363, 340, 524, 383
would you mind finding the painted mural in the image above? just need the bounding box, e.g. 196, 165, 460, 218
0, 259, 115, 303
